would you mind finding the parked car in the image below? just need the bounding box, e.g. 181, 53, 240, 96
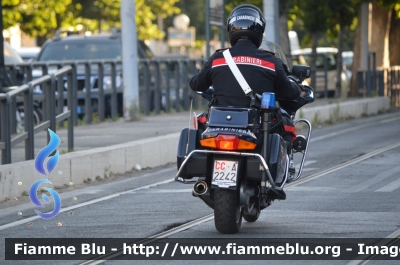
4, 41, 24, 65
2, 42, 43, 130
34, 30, 156, 117
291, 47, 350, 97
342, 51, 354, 79
15, 46, 41, 62
3, 41, 25, 86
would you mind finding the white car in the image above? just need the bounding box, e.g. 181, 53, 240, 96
15, 46, 41, 62
291, 47, 350, 97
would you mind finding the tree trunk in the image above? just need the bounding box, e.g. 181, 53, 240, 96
350, 6, 363, 97
336, 25, 344, 98
279, 0, 291, 63
370, 0, 391, 68
36, 36, 47, 47
389, 9, 400, 66
310, 33, 318, 91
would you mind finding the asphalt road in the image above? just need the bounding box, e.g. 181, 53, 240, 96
1, 111, 400, 265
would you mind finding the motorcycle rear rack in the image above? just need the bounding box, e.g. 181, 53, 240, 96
292, 118, 312, 181
175, 149, 288, 190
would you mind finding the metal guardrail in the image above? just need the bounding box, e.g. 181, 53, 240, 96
0, 58, 205, 165
0, 66, 74, 164
356, 66, 400, 107
6, 58, 205, 122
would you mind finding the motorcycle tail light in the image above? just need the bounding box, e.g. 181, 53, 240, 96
200, 134, 257, 151
215, 135, 239, 150
237, 139, 257, 150
199, 138, 217, 149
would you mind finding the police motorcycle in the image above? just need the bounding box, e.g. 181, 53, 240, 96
175, 41, 315, 234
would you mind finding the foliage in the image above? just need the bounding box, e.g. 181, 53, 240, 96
327, 0, 359, 31
163, 0, 205, 42
2, 0, 22, 29
225, 0, 262, 14
4, 0, 73, 38
290, 1, 361, 50
2, 0, 180, 40
378, 0, 400, 17
135, 0, 180, 40
295, 0, 329, 35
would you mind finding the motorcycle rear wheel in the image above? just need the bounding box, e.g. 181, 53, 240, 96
214, 189, 242, 234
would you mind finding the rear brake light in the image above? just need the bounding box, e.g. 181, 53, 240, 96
215, 135, 239, 150
200, 134, 257, 150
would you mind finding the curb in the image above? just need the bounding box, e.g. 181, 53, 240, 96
0, 133, 180, 202
295, 97, 390, 124
0, 97, 391, 202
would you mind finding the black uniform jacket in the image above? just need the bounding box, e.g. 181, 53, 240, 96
189, 40, 301, 107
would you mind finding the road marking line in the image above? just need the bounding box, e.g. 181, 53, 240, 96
288, 141, 400, 188
346, 165, 400, 193
0, 168, 175, 231
346, 228, 400, 265
81, 140, 400, 264
295, 160, 317, 168
132, 189, 193, 193
311, 115, 400, 142
80, 214, 214, 265
301, 168, 319, 172
375, 177, 400, 192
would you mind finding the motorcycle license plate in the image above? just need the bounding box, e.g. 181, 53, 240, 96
212, 160, 238, 185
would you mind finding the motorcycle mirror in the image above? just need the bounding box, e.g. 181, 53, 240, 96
302, 85, 315, 103
292, 65, 311, 81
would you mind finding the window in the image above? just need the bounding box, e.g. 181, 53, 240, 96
301, 53, 337, 71
39, 41, 122, 61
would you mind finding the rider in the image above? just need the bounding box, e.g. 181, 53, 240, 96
189, 4, 302, 105
190, 6, 302, 142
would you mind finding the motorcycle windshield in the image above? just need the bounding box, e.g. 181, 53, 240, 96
259, 40, 290, 69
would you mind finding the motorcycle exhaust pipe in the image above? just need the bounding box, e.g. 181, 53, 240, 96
193, 181, 208, 196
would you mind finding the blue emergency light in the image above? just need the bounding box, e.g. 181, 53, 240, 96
261, 92, 276, 109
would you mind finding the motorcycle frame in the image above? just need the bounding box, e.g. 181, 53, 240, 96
292, 118, 312, 181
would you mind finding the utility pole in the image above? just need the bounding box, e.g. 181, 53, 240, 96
205, 0, 210, 58
0, 2, 12, 88
220, 0, 225, 49
360, 3, 370, 71
120, 0, 140, 121
263, 0, 279, 44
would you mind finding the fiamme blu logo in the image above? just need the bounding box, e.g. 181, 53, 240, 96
29, 129, 62, 219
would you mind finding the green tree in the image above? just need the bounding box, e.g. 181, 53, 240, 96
69, 0, 180, 40
18, 0, 73, 38
2, 0, 73, 39
2, 0, 180, 42
164, 0, 205, 39
2, 0, 22, 29
225, 0, 262, 14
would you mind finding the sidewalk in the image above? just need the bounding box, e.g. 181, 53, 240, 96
10, 97, 332, 163
1, 96, 391, 202
13, 97, 374, 161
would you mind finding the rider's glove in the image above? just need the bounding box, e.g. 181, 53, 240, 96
287, 75, 301, 85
